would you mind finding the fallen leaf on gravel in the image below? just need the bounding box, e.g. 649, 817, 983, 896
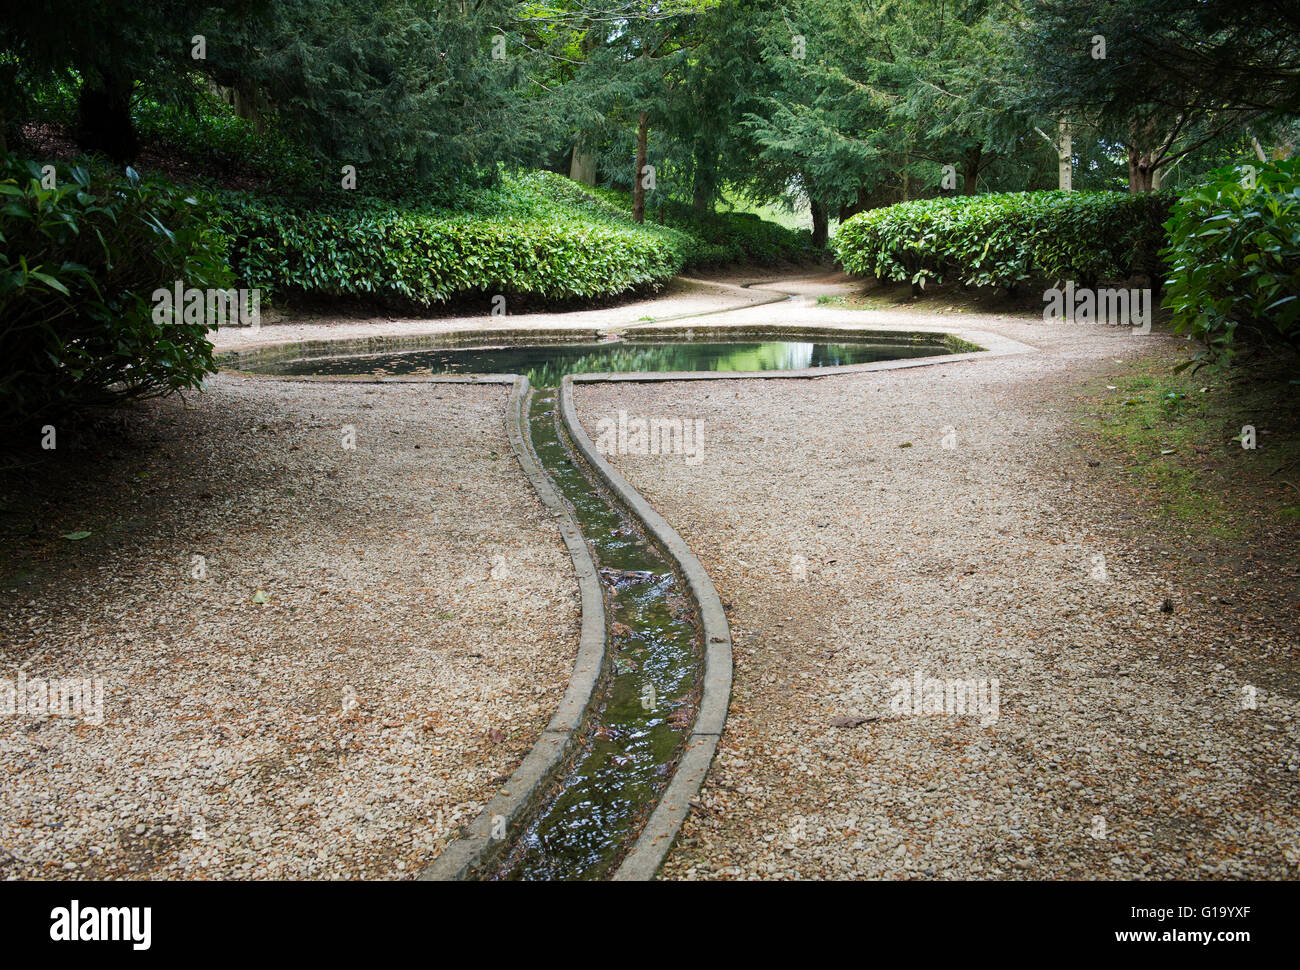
61, 531, 92, 541
252, 590, 270, 604
488, 728, 505, 743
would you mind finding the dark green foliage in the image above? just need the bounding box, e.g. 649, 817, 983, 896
214, 172, 693, 306
1015, 0, 1300, 191
1019, 0, 1300, 123
201, 0, 538, 186
133, 96, 313, 186
211, 171, 816, 308
1162, 160, 1300, 369
0, 155, 231, 431
833, 191, 1171, 290
0, 1, 246, 162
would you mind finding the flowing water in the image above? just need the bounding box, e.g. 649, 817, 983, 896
487, 390, 701, 880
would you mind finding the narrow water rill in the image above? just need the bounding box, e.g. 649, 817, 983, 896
488, 389, 702, 880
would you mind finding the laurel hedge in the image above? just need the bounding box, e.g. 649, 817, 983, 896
833, 190, 1172, 291
1162, 160, 1300, 369
213, 171, 812, 307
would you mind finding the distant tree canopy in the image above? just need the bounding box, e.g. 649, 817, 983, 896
2, 1, 537, 180
1017, 0, 1300, 190
2, 1, 1297, 209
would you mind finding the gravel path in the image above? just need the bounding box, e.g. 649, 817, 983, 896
5, 270, 1296, 881
0, 377, 578, 879
572, 286, 1300, 880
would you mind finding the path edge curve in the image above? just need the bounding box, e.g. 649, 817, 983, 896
418, 376, 608, 881
558, 377, 733, 881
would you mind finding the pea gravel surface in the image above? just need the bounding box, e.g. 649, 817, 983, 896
4, 271, 1296, 882
571, 290, 1300, 880
0, 377, 578, 879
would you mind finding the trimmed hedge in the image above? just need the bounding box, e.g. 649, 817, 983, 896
0, 155, 231, 431
1162, 160, 1300, 368
833, 191, 1172, 291
214, 171, 817, 307
214, 171, 703, 305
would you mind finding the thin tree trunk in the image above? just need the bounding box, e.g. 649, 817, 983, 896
810, 201, 828, 249
1035, 119, 1074, 190
962, 145, 981, 195
632, 111, 648, 224
1057, 120, 1072, 191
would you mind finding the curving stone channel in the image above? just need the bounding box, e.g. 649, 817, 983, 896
421, 372, 732, 881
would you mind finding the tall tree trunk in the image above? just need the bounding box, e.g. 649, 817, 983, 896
1127, 146, 1158, 193
1056, 120, 1072, 191
1035, 119, 1074, 190
230, 79, 268, 133
691, 141, 718, 212
810, 201, 828, 249
569, 137, 597, 185
632, 111, 648, 224
77, 68, 138, 163
962, 145, 981, 195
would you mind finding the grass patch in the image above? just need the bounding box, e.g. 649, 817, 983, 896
1078, 356, 1300, 539
718, 190, 814, 233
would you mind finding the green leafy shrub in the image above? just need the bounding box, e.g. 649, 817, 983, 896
134, 96, 312, 186
0, 155, 231, 431
672, 209, 815, 266
833, 191, 1171, 291
1162, 160, 1300, 369
213, 171, 710, 306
